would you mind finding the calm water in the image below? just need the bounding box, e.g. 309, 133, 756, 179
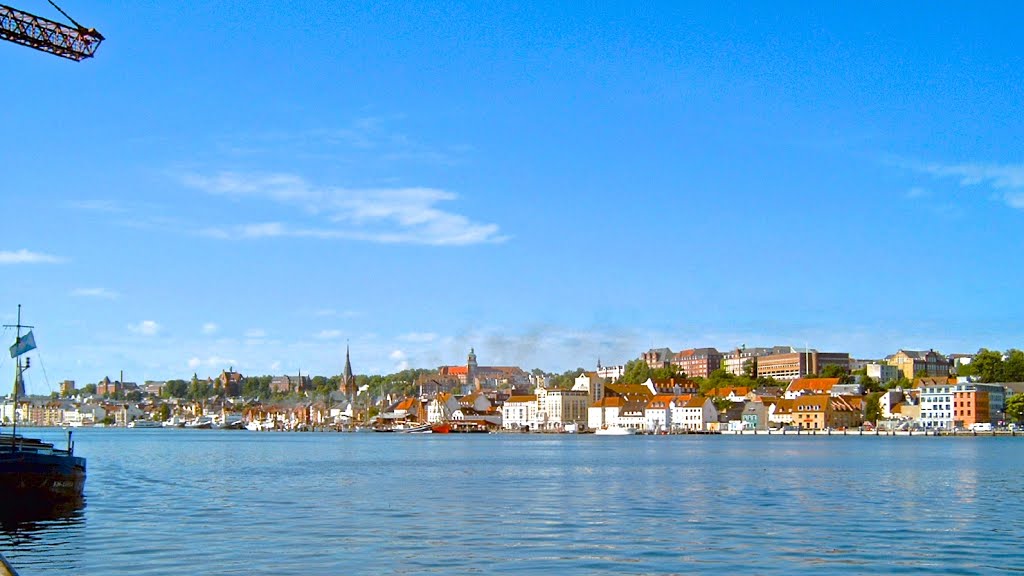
2, 429, 1023, 575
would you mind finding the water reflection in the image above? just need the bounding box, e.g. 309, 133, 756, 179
0, 498, 85, 574
0, 498, 85, 538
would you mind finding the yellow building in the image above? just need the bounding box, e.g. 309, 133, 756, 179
886, 350, 950, 380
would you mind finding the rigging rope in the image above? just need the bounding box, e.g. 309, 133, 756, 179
46, 0, 85, 30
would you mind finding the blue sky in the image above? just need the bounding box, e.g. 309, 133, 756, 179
3, 1, 1023, 393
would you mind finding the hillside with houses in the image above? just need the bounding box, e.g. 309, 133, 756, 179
7, 346, 1024, 434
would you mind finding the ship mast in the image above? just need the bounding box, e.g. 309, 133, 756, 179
4, 304, 34, 439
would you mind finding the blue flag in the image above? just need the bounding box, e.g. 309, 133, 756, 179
9, 331, 35, 358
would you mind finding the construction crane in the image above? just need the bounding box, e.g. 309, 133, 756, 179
0, 1, 102, 61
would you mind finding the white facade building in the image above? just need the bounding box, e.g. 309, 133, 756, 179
534, 387, 589, 431
572, 372, 605, 404
596, 364, 625, 381
867, 363, 901, 385
672, 397, 717, 432
919, 383, 954, 429
500, 395, 537, 430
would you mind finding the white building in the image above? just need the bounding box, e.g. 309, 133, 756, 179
644, 395, 676, 433
596, 364, 625, 381
867, 363, 901, 385
919, 383, 954, 429
500, 395, 537, 430
572, 371, 605, 404
672, 397, 717, 432
426, 393, 460, 423
63, 404, 106, 426
534, 387, 589, 431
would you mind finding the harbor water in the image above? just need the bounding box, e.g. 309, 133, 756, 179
3, 429, 1023, 575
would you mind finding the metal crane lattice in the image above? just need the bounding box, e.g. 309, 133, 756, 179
0, 2, 103, 61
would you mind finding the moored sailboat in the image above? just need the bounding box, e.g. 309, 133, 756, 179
0, 306, 87, 508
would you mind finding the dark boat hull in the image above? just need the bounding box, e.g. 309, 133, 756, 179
0, 451, 86, 501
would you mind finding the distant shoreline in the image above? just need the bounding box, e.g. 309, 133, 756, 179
13, 425, 1023, 438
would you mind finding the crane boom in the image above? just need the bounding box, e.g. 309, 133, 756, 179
0, 3, 103, 61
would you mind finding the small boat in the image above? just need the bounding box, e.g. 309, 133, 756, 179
430, 422, 451, 434
185, 416, 214, 429
0, 306, 87, 507
396, 423, 432, 434
594, 424, 636, 436
162, 415, 186, 428
127, 419, 161, 429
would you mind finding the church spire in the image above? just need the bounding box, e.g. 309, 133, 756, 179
342, 344, 354, 396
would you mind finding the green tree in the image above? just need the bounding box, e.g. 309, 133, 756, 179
155, 404, 171, 421
188, 374, 212, 401
620, 360, 652, 385
700, 368, 737, 396
864, 392, 882, 423
1006, 393, 1024, 423
820, 365, 849, 379
81, 383, 97, 395
162, 379, 189, 398
889, 375, 912, 390
957, 362, 976, 377
548, 368, 585, 389
242, 376, 272, 398
1004, 349, 1024, 382
651, 365, 686, 381
972, 349, 1005, 383
712, 397, 733, 412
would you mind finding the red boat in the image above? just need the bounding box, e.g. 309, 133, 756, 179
430, 422, 451, 434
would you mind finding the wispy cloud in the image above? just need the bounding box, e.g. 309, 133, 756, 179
202, 323, 219, 335
245, 328, 266, 339
183, 171, 507, 246
130, 320, 161, 336
389, 349, 410, 371
399, 332, 438, 343
905, 187, 929, 199
217, 116, 467, 166
68, 199, 126, 213
315, 329, 343, 340
72, 287, 119, 299
188, 355, 236, 369
917, 161, 1024, 209
0, 249, 63, 264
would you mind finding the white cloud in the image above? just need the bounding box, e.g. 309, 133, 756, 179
187, 355, 236, 369
389, 349, 409, 371
73, 287, 119, 299
905, 187, 928, 199
69, 199, 125, 213
202, 323, 219, 335
182, 171, 507, 246
918, 161, 1024, 209
270, 361, 282, 371
130, 320, 161, 336
399, 332, 438, 343
245, 328, 266, 339
316, 329, 343, 340
0, 249, 63, 264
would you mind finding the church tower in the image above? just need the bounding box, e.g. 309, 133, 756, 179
467, 347, 479, 392
341, 345, 355, 400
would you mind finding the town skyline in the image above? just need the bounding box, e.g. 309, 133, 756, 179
4, 2, 1024, 392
